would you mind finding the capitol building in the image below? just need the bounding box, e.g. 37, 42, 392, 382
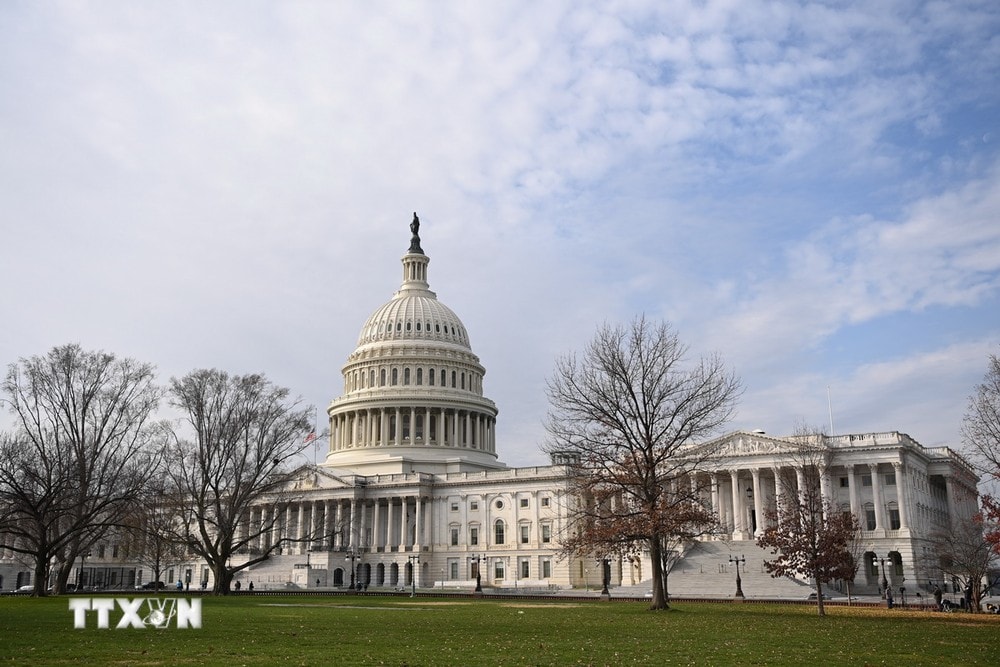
1, 218, 982, 597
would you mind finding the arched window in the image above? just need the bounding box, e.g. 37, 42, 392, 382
452, 371, 457, 388
494, 519, 505, 545
416, 368, 423, 385
380, 369, 386, 386
404, 368, 410, 385
391, 368, 398, 386
429, 369, 435, 386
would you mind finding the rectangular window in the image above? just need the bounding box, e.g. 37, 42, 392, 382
494, 560, 504, 580
541, 497, 550, 508
839, 477, 849, 488
541, 524, 551, 543
885, 473, 896, 486
865, 508, 877, 531
449, 561, 458, 580
889, 508, 901, 530
520, 498, 529, 508
470, 527, 479, 546
861, 475, 872, 487
470, 501, 479, 511
450, 502, 458, 512
450, 527, 459, 546
520, 559, 529, 579
541, 559, 551, 579
520, 524, 530, 544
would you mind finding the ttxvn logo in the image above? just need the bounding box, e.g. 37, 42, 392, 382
69, 598, 202, 629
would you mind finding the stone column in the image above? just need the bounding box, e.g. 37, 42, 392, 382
869, 464, 884, 532
710, 473, 721, 529
771, 467, 783, 521
751, 468, 764, 536
795, 467, 807, 508
350, 499, 358, 548
847, 464, 860, 525
373, 499, 382, 551
415, 495, 423, 549
729, 469, 742, 536
295, 503, 305, 554
386, 498, 394, 550
395, 408, 402, 445
893, 462, 909, 530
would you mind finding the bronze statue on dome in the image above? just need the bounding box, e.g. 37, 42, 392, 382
409, 212, 423, 253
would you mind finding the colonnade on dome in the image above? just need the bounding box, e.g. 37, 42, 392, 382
329, 405, 496, 454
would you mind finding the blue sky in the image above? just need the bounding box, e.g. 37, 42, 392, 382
1, 1, 998, 469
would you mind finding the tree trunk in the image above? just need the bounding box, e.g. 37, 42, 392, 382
33, 555, 49, 597
814, 583, 826, 616
648, 536, 669, 610
213, 561, 233, 595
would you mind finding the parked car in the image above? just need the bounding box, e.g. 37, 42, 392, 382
135, 581, 166, 590
15, 585, 34, 593
806, 592, 830, 600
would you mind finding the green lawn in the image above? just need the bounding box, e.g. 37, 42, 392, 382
1, 595, 998, 666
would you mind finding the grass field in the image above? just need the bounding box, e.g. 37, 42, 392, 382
1, 594, 999, 666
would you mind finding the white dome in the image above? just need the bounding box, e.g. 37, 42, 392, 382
324, 216, 503, 475
357, 293, 470, 350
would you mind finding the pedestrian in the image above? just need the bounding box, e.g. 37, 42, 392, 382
235, 581, 241, 591
964, 583, 973, 611
176, 580, 183, 591
886, 587, 894, 609
248, 580, 254, 591
933, 585, 943, 611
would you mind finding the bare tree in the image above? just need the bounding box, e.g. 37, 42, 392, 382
120, 488, 189, 589
166, 369, 313, 594
963, 351, 1000, 559
756, 437, 858, 616
962, 351, 1000, 478
0, 345, 162, 595
544, 316, 741, 610
920, 515, 998, 612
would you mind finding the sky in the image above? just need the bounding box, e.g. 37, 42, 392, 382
1, 1, 999, 471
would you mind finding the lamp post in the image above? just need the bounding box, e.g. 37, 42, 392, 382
77, 551, 90, 591
729, 554, 746, 598
407, 555, 420, 597
599, 557, 610, 597
469, 554, 484, 593
346, 548, 359, 591
879, 556, 888, 598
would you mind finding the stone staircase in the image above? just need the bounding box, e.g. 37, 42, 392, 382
238, 554, 311, 590
617, 540, 815, 599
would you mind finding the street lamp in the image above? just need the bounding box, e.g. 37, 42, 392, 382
599, 557, 610, 597
469, 554, 484, 593
346, 548, 359, 591
729, 554, 746, 598
77, 551, 90, 591
878, 556, 888, 598
407, 555, 420, 597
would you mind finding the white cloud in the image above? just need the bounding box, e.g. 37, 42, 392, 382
1, 1, 998, 467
